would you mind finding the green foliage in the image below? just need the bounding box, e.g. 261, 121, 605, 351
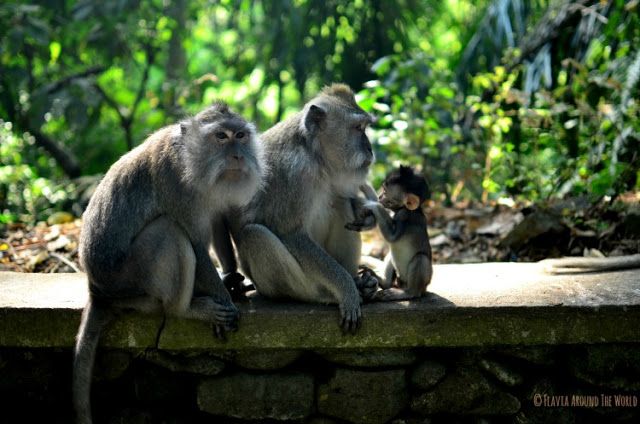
0, 122, 74, 223
360, 1, 640, 203
0, 0, 639, 223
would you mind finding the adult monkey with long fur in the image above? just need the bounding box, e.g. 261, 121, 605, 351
229, 84, 377, 333
73, 103, 265, 424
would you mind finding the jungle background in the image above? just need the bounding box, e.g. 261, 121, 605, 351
1, 0, 639, 272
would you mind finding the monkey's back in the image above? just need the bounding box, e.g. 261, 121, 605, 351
79, 127, 178, 295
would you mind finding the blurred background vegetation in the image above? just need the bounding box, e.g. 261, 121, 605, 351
1, 0, 639, 224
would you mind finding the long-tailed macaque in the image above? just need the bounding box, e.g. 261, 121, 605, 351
73, 103, 265, 424
229, 84, 378, 333
348, 166, 433, 300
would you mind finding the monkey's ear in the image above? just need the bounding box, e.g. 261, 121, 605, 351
404, 193, 420, 211
304, 104, 326, 132
180, 122, 188, 136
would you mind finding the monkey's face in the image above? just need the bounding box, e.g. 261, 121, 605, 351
306, 102, 375, 195
181, 109, 266, 207
378, 182, 407, 211
379, 166, 429, 211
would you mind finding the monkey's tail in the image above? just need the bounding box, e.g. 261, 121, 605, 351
73, 296, 114, 424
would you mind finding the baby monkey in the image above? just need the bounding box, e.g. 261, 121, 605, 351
348, 166, 433, 301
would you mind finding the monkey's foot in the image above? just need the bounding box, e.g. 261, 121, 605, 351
372, 287, 420, 302
212, 302, 239, 339
355, 266, 380, 302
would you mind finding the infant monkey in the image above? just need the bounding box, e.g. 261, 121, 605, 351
348, 166, 433, 301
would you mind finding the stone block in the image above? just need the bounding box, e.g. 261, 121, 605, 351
318, 348, 417, 367
318, 368, 408, 424
410, 359, 446, 390
198, 372, 314, 420
143, 350, 225, 376
479, 358, 524, 387
233, 349, 302, 370
412, 366, 520, 416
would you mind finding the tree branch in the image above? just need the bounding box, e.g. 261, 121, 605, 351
0, 74, 82, 178
93, 44, 155, 151
43, 66, 106, 95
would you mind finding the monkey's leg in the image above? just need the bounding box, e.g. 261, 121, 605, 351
283, 232, 363, 332
126, 216, 238, 333
236, 224, 309, 300
374, 254, 431, 301
382, 254, 396, 290
326, 198, 379, 300
238, 224, 362, 332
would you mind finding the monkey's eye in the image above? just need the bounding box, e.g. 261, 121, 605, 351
215, 132, 228, 140
354, 123, 367, 132
235, 131, 245, 139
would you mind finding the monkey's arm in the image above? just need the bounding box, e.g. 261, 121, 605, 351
192, 235, 233, 302
282, 231, 362, 333
212, 216, 237, 274
366, 202, 406, 243
360, 184, 378, 201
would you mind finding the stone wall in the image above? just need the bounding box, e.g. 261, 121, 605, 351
1, 266, 639, 423
2, 344, 639, 423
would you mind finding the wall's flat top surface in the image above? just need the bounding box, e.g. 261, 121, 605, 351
1, 263, 639, 349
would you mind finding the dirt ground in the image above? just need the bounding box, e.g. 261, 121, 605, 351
2, 192, 639, 274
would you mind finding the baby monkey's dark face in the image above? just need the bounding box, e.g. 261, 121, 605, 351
379, 182, 406, 211
379, 166, 429, 212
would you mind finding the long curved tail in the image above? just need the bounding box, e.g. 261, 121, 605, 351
73, 296, 114, 424
541, 253, 640, 274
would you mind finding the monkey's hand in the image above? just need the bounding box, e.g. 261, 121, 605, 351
339, 293, 362, 334
345, 198, 377, 232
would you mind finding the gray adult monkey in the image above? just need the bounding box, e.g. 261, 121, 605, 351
73, 103, 265, 424
227, 84, 377, 333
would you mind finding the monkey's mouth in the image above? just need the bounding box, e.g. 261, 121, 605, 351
381, 200, 402, 210
221, 168, 248, 180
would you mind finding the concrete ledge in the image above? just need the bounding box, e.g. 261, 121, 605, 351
1, 263, 639, 349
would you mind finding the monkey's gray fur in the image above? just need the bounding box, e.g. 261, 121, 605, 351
228, 84, 377, 333
349, 166, 433, 301
73, 103, 265, 424
540, 253, 640, 273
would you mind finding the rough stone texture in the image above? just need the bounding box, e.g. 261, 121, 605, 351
2, 264, 639, 349
495, 345, 557, 365
318, 348, 417, 367
143, 350, 225, 376
317, 368, 408, 424
198, 372, 314, 420
478, 358, 524, 387
411, 366, 520, 416
411, 360, 447, 390
132, 365, 193, 406
566, 344, 640, 391
94, 350, 133, 381
233, 349, 302, 370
